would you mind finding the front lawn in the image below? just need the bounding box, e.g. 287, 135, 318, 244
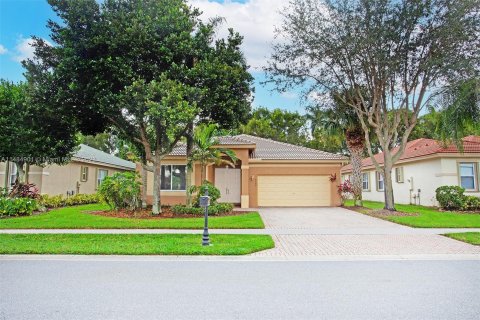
345, 200, 480, 228
444, 232, 480, 245
0, 204, 265, 229
0, 234, 274, 255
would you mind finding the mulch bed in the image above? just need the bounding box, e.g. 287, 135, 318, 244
84, 207, 249, 219
343, 206, 419, 217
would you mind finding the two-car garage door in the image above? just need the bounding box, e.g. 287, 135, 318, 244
257, 175, 331, 207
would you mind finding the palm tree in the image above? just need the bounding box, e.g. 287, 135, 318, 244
436, 79, 480, 148
307, 91, 366, 206
188, 123, 238, 187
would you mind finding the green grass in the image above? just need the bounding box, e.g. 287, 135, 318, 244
0, 233, 274, 255
444, 232, 480, 245
0, 204, 265, 229
345, 200, 480, 228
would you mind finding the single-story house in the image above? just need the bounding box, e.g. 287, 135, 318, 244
0, 144, 135, 195
141, 134, 347, 208
341, 136, 480, 206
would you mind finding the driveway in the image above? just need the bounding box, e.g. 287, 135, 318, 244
254, 207, 480, 257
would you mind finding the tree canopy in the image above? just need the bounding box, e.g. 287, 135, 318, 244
267, 0, 480, 210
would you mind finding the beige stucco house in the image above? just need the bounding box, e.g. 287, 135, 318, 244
1, 144, 135, 195
341, 136, 480, 206
142, 134, 347, 208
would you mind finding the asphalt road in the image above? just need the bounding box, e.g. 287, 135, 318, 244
1, 259, 479, 320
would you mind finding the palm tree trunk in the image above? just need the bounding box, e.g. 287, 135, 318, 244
349, 146, 363, 206
14, 162, 25, 184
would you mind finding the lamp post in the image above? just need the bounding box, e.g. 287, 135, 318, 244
199, 189, 211, 246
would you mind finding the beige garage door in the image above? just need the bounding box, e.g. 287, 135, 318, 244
257, 175, 331, 207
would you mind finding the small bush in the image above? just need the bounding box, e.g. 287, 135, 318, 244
188, 181, 221, 206
98, 172, 141, 211
435, 186, 466, 210
171, 203, 234, 216
463, 195, 480, 211
9, 183, 40, 199
0, 197, 37, 217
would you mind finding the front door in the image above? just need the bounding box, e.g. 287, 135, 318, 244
215, 168, 241, 203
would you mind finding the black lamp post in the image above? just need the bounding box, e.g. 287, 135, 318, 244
199, 189, 211, 246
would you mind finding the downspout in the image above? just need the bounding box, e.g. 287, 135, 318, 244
4, 161, 10, 189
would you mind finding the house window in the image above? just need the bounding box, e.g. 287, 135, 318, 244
459, 162, 477, 190
161, 165, 187, 191
80, 166, 89, 182
376, 172, 384, 191
362, 172, 370, 191
395, 167, 404, 183
97, 169, 108, 187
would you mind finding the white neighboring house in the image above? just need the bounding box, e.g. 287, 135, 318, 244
341, 136, 480, 206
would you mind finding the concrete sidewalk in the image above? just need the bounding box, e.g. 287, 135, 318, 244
1, 227, 480, 235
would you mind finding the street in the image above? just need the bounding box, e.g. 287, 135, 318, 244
1, 258, 479, 320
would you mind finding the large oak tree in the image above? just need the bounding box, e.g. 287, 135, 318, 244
26, 0, 253, 213
267, 0, 480, 210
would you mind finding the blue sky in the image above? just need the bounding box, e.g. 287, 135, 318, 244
0, 0, 304, 112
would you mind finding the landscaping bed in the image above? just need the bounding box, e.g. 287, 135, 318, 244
0, 234, 275, 255
87, 207, 249, 219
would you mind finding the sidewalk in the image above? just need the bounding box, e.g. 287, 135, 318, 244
1, 227, 480, 235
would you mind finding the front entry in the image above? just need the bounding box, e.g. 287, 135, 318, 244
215, 168, 241, 204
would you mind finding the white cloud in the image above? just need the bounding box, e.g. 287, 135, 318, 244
12, 37, 51, 63
12, 38, 36, 62
0, 44, 7, 55
280, 91, 298, 99
190, 0, 288, 71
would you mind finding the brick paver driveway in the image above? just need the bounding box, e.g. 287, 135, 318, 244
253, 207, 480, 257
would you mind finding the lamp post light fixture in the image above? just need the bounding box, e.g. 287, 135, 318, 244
199, 189, 211, 246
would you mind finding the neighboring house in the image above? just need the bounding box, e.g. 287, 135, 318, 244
0, 144, 135, 195
141, 134, 347, 208
341, 136, 480, 206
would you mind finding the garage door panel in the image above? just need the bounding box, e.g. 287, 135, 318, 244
257, 175, 331, 207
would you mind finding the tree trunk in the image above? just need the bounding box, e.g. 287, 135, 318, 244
152, 154, 162, 215
349, 146, 363, 206
383, 157, 395, 211
141, 164, 148, 209
14, 162, 25, 184
185, 124, 194, 207
201, 164, 206, 183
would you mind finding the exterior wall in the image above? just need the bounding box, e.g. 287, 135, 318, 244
248, 162, 343, 207
0, 161, 131, 195
342, 156, 480, 207
142, 158, 192, 206
142, 151, 344, 208
0, 162, 7, 188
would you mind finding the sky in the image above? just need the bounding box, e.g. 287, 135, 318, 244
0, 0, 305, 112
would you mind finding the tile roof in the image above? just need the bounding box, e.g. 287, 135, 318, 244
341, 136, 480, 172
166, 134, 346, 161
74, 144, 136, 170
235, 134, 347, 160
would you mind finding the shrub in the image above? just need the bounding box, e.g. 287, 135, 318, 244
0, 188, 8, 198
337, 180, 353, 205
188, 181, 221, 206
171, 203, 234, 216
39, 194, 100, 208
8, 183, 40, 199
463, 195, 480, 211
0, 197, 37, 217
435, 186, 466, 210
98, 172, 141, 211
